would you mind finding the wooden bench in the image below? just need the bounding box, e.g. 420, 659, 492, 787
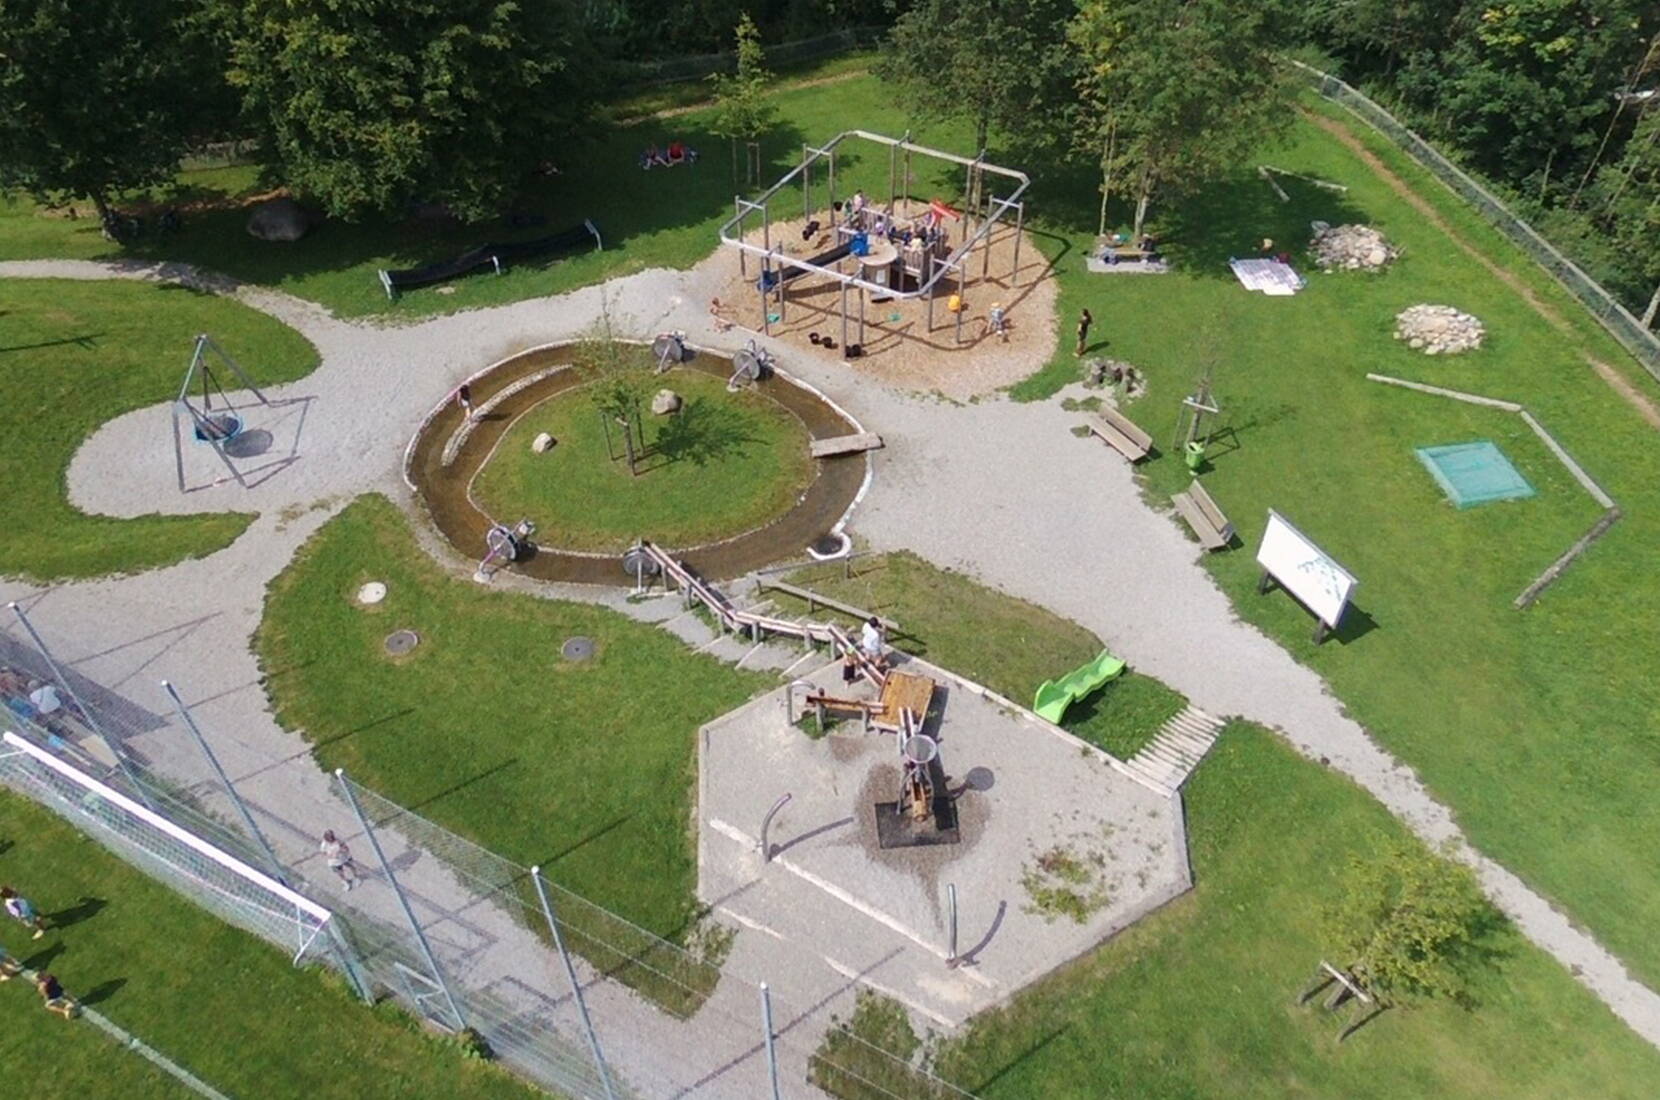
1086, 408, 1153, 463
810, 432, 883, 459
1171, 478, 1234, 550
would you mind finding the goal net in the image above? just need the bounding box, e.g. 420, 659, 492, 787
0, 731, 335, 965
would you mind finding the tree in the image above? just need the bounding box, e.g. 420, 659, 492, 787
1323, 842, 1498, 1002
0, 0, 203, 222
707, 13, 777, 185
1594, 107, 1660, 325
1070, 0, 1295, 241
878, 0, 1079, 156
575, 304, 653, 476
220, 0, 593, 222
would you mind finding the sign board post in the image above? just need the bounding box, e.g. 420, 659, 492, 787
1254, 510, 1358, 645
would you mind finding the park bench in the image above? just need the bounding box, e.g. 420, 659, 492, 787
1086, 408, 1153, 463
1171, 478, 1235, 551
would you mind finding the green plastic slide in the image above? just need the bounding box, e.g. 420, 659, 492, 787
1032, 649, 1126, 723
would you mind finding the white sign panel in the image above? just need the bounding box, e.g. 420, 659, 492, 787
1255, 510, 1357, 629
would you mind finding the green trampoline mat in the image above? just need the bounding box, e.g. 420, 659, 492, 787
1415, 440, 1536, 508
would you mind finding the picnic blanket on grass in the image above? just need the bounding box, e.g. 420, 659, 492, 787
1229, 257, 1305, 296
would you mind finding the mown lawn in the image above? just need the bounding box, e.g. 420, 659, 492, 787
0, 790, 540, 1099
925, 724, 1660, 1099
0, 278, 318, 581
780, 552, 1185, 758
1003, 92, 1660, 989
254, 494, 771, 940
475, 366, 813, 552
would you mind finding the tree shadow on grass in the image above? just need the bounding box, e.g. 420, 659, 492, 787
642, 397, 763, 470
1159, 171, 1372, 277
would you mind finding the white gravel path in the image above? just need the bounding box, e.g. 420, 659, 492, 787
3, 251, 1659, 1089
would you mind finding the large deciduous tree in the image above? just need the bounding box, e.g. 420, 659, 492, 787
877, 0, 1080, 155
0, 0, 202, 221
1070, 0, 1295, 240
1323, 843, 1497, 1003
220, 0, 592, 222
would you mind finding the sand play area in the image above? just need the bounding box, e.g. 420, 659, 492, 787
713, 210, 1059, 400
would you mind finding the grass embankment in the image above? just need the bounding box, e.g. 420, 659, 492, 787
1012, 96, 1660, 987
475, 367, 813, 551
0, 790, 540, 1099
255, 494, 771, 941
814, 725, 1660, 1099
0, 279, 318, 580
779, 552, 1184, 758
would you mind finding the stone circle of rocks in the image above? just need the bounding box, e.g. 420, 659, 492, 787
1309, 221, 1397, 271
1394, 304, 1485, 356
531, 432, 556, 454
651, 389, 683, 416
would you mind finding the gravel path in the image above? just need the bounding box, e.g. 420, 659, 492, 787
3, 250, 1658, 1091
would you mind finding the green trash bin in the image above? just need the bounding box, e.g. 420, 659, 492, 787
1184, 440, 1206, 471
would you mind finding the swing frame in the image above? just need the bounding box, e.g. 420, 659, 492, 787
171, 334, 273, 492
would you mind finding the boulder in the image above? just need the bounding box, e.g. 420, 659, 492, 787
651, 389, 683, 416
246, 197, 311, 242
531, 432, 556, 454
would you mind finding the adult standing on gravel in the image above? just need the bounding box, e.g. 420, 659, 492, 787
319, 830, 360, 891
1075, 309, 1093, 357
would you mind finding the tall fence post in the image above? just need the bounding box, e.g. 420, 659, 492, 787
760, 981, 782, 1100
531, 866, 618, 1100
163, 680, 372, 1004
336, 768, 467, 1033
8, 601, 155, 810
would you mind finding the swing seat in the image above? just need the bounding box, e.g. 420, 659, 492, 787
193, 413, 243, 443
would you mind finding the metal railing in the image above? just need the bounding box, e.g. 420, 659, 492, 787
1293, 60, 1660, 381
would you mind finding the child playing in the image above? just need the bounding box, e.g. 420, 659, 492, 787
2, 886, 46, 939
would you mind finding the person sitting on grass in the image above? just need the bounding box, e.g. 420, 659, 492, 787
2, 886, 47, 940
35, 971, 77, 1019
0, 943, 22, 981
667, 139, 687, 165
640, 143, 670, 170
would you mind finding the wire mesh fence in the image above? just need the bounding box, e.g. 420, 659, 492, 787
1293, 61, 1660, 382
0, 610, 977, 1099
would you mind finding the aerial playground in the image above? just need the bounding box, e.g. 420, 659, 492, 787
714, 130, 1051, 392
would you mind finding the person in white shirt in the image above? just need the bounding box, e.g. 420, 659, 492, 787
858, 616, 887, 670
319, 830, 360, 891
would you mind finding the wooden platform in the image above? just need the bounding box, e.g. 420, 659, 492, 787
875, 671, 935, 731
811, 432, 883, 459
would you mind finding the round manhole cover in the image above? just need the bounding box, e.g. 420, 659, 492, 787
562, 636, 595, 662
384, 630, 420, 656
357, 582, 388, 605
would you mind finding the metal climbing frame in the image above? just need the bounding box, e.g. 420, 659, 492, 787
719, 130, 1030, 340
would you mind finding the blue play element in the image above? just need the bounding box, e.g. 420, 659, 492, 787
1415, 440, 1536, 509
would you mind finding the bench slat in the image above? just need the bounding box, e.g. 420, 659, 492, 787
1172, 491, 1230, 550
1086, 414, 1150, 462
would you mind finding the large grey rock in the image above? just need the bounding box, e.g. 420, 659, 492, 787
651, 389, 683, 416
531, 432, 556, 454
246, 197, 312, 242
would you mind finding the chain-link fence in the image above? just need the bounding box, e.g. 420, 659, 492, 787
0, 609, 974, 1100
1293, 61, 1660, 382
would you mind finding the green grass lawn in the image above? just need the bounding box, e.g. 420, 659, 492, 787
475, 366, 813, 551
0, 790, 539, 1099
911, 724, 1660, 1098
998, 95, 1660, 990
0, 278, 318, 581
254, 494, 771, 941
780, 552, 1185, 757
